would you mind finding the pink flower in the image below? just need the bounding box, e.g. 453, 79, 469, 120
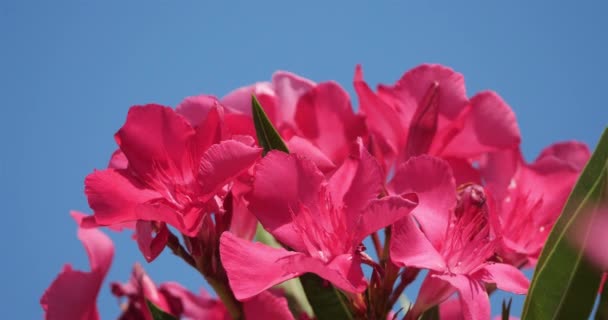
354, 64, 520, 184
481, 141, 590, 266
113, 264, 296, 320
84, 104, 261, 239
41, 213, 114, 320
112, 263, 228, 320
220, 141, 418, 300
390, 157, 528, 320
220, 71, 366, 170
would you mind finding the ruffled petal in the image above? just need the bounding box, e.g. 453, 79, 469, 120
176, 95, 220, 126
272, 71, 315, 124
356, 196, 418, 244
198, 140, 261, 199
220, 232, 301, 300
391, 215, 447, 271
389, 155, 456, 249
294, 81, 366, 164
135, 221, 168, 262
283, 253, 367, 294
476, 263, 529, 294
354, 65, 404, 155
115, 104, 196, 184
221, 82, 274, 116
287, 136, 336, 173
41, 222, 114, 320
328, 139, 384, 226
247, 151, 325, 251
441, 91, 521, 158
85, 169, 162, 226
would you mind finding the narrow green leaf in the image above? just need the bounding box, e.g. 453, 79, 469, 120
595, 283, 608, 320
251, 96, 351, 319
146, 300, 178, 320
521, 127, 608, 319
502, 298, 512, 320
420, 305, 440, 320
299, 273, 354, 320
251, 95, 289, 155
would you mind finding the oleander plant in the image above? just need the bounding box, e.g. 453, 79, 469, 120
41, 64, 608, 320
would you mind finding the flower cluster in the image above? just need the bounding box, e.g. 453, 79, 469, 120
41, 64, 589, 320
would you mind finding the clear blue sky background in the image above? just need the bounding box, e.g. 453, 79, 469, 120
2, 1, 607, 319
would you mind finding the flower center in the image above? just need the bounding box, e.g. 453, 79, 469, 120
291, 189, 352, 263
442, 184, 496, 274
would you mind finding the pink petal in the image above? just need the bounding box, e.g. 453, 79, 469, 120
107, 149, 128, 169
439, 298, 464, 320
391, 215, 446, 270
41, 224, 114, 320
389, 155, 456, 249
356, 196, 418, 244
434, 274, 490, 320
198, 140, 261, 199
283, 253, 367, 294
176, 95, 220, 126
354, 65, 404, 155
220, 232, 301, 300
221, 81, 274, 116
135, 221, 169, 262
476, 263, 530, 294
229, 193, 258, 241
294, 81, 366, 164
441, 91, 521, 158
410, 273, 457, 317
41, 266, 101, 320
443, 157, 481, 185
272, 71, 315, 124
535, 141, 590, 171
328, 139, 383, 225
243, 291, 295, 320
247, 151, 325, 251
115, 104, 195, 182
287, 136, 336, 173
225, 113, 257, 138
391, 64, 468, 120
160, 282, 228, 320
85, 169, 162, 226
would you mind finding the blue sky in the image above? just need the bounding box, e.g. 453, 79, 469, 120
2, 1, 607, 318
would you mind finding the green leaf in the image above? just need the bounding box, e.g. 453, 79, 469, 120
299, 273, 354, 320
521, 127, 608, 320
146, 300, 178, 320
251, 95, 289, 155
502, 298, 512, 320
251, 96, 353, 320
595, 283, 608, 320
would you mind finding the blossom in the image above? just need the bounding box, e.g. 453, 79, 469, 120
113, 264, 296, 320
354, 64, 520, 183
390, 157, 528, 320
481, 141, 590, 266
219, 71, 366, 170
84, 104, 261, 239
41, 213, 114, 320
220, 141, 418, 300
